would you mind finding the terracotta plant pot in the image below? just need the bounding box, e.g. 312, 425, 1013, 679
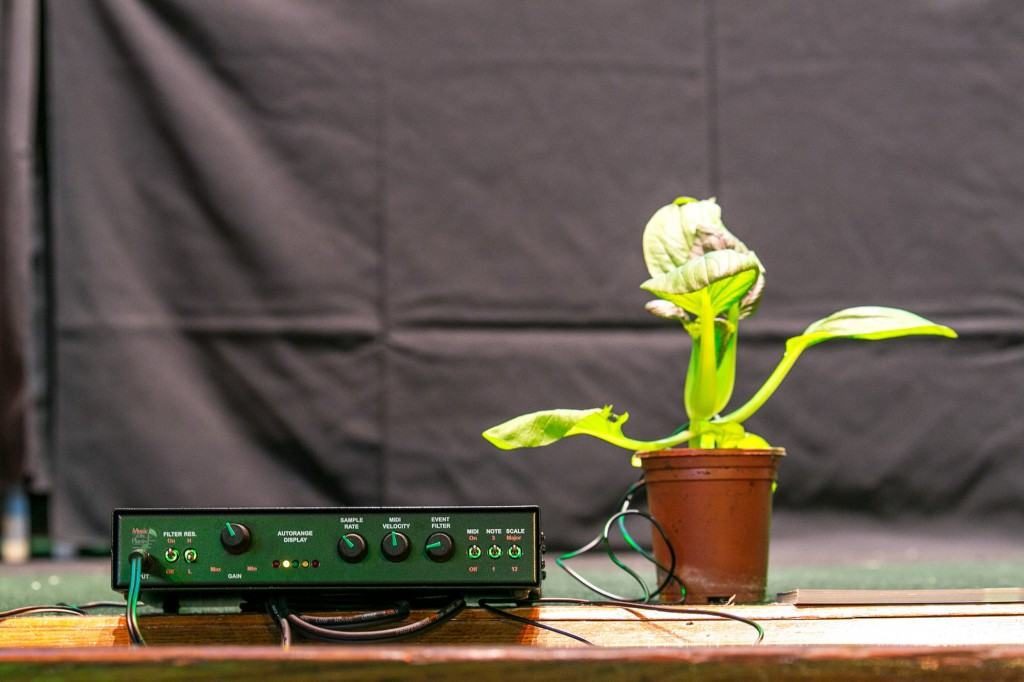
637, 448, 785, 604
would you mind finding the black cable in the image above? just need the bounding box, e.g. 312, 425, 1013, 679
539, 598, 765, 643
69, 601, 130, 610
268, 600, 292, 648
301, 601, 410, 628
0, 600, 130, 622
600, 508, 684, 602
477, 599, 593, 646
479, 597, 764, 645
0, 605, 86, 620
489, 469, 765, 646
282, 596, 465, 643
557, 479, 685, 603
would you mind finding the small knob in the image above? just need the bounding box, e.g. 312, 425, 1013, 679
220, 522, 252, 554
381, 531, 411, 562
338, 533, 368, 563
424, 532, 455, 562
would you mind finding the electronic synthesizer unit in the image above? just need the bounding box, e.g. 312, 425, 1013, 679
112, 506, 543, 601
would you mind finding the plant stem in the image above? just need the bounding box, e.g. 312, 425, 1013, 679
688, 296, 718, 426
630, 429, 694, 452
716, 341, 806, 425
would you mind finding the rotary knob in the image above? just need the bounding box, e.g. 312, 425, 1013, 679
424, 532, 455, 562
220, 522, 252, 554
381, 531, 411, 562
338, 533, 368, 563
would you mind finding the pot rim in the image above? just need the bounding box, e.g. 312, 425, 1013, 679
636, 447, 786, 460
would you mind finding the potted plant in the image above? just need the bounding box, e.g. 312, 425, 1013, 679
483, 196, 956, 604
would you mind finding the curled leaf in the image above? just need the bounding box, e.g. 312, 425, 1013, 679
641, 250, 761, 317
641, 197, 766, 316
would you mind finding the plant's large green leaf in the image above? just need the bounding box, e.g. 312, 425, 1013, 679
790, 306, 958, 352
482, 408, 605, 450
717, 307, 958, 426
483, 406, 693, 452
641, 250, 760, 316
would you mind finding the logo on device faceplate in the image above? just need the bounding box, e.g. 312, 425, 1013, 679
130, 527, 158, 550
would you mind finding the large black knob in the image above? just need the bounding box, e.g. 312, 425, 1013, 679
220, 522, 252, 554
424, 532, 455, 562
338, 533, 368, 563
381, 531, 411, 562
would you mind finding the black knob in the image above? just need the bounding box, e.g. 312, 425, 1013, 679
381, 531, 411, 562
220, 522, 252, 554
338, 533, 368, 563
424, 532, 455, 562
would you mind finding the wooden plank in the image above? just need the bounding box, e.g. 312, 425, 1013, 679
5, 645, 1024, 682
4, 603, 1024, 648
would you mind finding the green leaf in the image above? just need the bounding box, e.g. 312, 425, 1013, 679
790, 306, 958, 352
483, 406, 694, 453
718, 307, 957, 426
698, 422, 772, 449
641, 250, 761, 317
482, 408, 606, 450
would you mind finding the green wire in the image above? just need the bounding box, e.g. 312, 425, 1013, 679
128, 554, 146, 645
616, 423, 688, 561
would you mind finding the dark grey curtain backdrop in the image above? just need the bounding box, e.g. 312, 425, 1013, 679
0, 0, 41, 487
1, 0, 1022, 547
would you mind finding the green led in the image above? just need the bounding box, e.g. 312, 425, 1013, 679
164, 547, 179, 563
508, 545, 523, 559
467, 544, 482, 560
183, 548, 198, 563
488, 545, 502, 559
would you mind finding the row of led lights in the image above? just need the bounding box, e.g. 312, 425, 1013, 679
273, 559, 319, 569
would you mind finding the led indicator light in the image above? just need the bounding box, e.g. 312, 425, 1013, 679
272, 560, 280, 568
282, 560, 292, 569
311, 560, 320, 568
301, 560, 309, 568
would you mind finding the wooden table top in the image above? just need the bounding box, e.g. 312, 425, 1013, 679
4, 602, 1024, 680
